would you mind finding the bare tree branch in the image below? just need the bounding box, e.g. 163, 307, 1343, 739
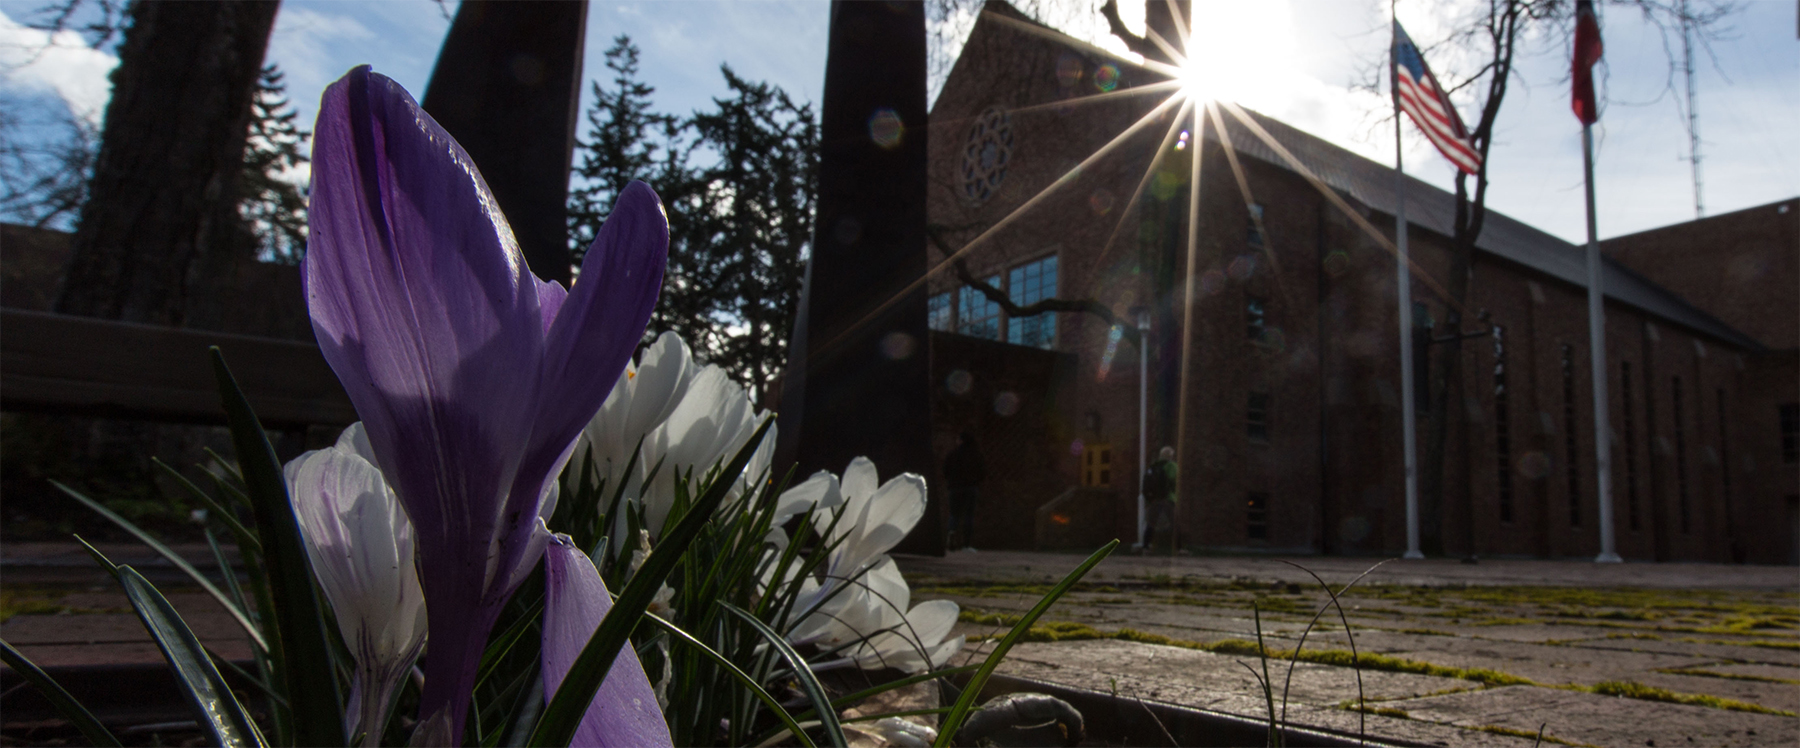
925, 222, 1142, 349
1098, 0, 1160, 60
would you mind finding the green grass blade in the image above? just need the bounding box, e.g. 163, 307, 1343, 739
154, 457, 262, 553
210, 347, 345, 747
117, 566, 265, 748
932, 539, 1119, 748
52, 480, 266, 652
721, 603, 844, 748
643, 612, 817, 748
528, 417, 772, 748
0, 638, 123, 747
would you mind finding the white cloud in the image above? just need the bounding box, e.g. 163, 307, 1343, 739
268, 6, 376, 98
0, 9, 119, 124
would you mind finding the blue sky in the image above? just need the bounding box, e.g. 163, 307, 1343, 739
1, 0, 1794, 243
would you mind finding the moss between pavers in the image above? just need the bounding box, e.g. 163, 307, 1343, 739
1582, 680, 1797, 716
1468, 723, 1601, 748
1654, 666, 1800, 686
959, 611, 1800, 717
0, 589, 67, 622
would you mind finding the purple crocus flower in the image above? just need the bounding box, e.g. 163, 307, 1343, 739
305, 66, 668, 743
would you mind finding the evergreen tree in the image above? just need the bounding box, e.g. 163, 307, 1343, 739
569, 36, 817, 406
239, 65, 310, 264
686, 67, 818, 405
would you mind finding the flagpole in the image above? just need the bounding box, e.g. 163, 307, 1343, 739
1584, 124, 1621, 563
1393, 8, 1424, 560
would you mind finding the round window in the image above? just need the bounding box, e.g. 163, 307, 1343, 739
960, 107, 1014, 204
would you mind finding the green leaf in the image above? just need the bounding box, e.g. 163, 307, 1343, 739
210, 347, 346, 747
0, 638, 123, 747
720, 602, 844, 748
643, 612, 816, 748
52, 480, 266, 652
932, 539, 1118, 747
117, 566, 266, 747
155, 457, 262, 553
528, 417, 773, 747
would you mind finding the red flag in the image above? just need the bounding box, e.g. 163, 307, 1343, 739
1572, 0, 1604, 124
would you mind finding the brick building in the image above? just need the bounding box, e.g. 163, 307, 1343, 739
923, 3, 1798, 563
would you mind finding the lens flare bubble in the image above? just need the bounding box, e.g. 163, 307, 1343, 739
1258, 328, 1287, 353
1199, 269, 1226, 296
1323, 250, 1350, 277
1338, 516, 1371, 543
1094, 63, 1120, 92
1227, 254, 1257, 280
1088, 189, 1115, 215
868, 108, 904, 149
1517, 451, 1552, 480
993, 391, 1021, 416
946, 369, 973, 395
1069, 438, 1086, 457
880, 331, 916, 360
1055, 53, 1084, 88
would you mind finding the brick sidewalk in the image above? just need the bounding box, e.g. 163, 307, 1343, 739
897, 551, 1800, 747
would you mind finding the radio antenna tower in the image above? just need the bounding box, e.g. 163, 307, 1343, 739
1680, 0, 1704, 217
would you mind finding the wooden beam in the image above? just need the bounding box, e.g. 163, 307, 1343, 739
1, 309, 355, 427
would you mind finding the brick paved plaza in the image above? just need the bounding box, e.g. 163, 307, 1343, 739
4, 543, 1796, 746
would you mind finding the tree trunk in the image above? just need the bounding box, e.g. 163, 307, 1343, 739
1419, 173, 1480, 556
54, 0, 279, 326
794, 0, 936, 554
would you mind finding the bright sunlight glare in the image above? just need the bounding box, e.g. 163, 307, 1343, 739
1174, 0, 1299, 107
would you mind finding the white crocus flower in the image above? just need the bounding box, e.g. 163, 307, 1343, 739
809, 457, 927, 605
283, 423, 427, 745
782, 460, 962, 674
573, 331, 776, 542
794, 558, 964, 674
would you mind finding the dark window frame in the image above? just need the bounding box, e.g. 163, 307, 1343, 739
1247, 392, 1270, 444
1246, 492, 1269, 541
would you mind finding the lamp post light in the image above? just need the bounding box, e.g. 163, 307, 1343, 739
1134, 306, 1151, 551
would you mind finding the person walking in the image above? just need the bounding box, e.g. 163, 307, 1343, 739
943, 431, 986, 551
1141, 446, 1179, 553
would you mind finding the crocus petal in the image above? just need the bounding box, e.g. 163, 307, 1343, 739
304, 65, 668, 742
283, 423, 427, 741
542, 538, 672, 748
537, 278, 569, 335
501, 182, 668, 586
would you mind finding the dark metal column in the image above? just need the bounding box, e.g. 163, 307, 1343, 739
794, 1, 938, 555
422, 0, 588, 284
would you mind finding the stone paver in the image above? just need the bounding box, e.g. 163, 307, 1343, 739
900, 550, 1800, 748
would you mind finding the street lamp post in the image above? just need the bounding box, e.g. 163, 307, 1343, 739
1135, 307, 1151, 551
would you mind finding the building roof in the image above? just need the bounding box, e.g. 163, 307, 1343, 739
1208, 111, 1764, 351
957, 3, 1764, 351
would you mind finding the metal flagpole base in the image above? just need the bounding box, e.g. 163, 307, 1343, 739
1402, 550, 1425, 559
1594, 552, 1623, 563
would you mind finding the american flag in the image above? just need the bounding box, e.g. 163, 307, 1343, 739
1392, 22, 1481, 175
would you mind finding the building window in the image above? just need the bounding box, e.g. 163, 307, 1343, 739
928, 291, 954, 332
1007, 255, 1058, 349
1246, 493, 1269, 540
1247, 392, 1270, 443
1673, 377, 1691, 533
1082, 443, 1113, 487
1782, 403, 1800, 463
1493, 326, 1513, 523
1621, 362, 1640, 531
957, 277, 1002, 340
1246, 297, 1267, 340
1247, 202, 1266, 246
1562, 345, 1581, 527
